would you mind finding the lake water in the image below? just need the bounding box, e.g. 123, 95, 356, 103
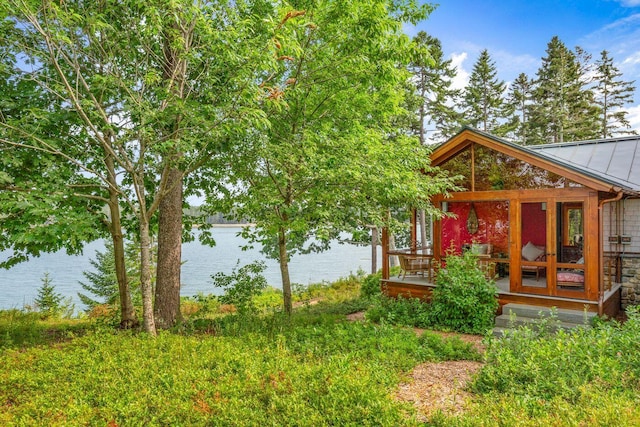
0, 227, 381, 310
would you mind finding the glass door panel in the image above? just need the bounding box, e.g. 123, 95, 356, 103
519, 202, 550, 294
556, 202, 586, 295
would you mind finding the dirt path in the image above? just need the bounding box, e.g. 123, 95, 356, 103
396, 360, 482, 420
346, 311, 484, 421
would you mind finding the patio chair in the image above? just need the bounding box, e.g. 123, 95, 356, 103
398, 254, 431, 279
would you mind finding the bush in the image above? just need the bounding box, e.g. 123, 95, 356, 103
474, 306, 640, 401
365, 295, 430, 328
361, 272, 382, 298
212, 261, 268, 316
426, 251, 498, 334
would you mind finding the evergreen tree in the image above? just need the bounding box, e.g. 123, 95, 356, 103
78, 243, 120, 309
460, 49, 513, 136
35, 273, 63, 317
507, 73, 534, 144
594, 50, 637, 138
79, 241, 146, 310
529, 37, 600, 144
409, 32, 462, 143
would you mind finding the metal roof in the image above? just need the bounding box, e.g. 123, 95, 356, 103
529, 135, 640, 193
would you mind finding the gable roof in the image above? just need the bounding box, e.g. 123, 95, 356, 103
431, 127, 640, 196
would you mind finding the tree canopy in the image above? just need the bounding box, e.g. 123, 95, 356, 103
203, 0, 455, 313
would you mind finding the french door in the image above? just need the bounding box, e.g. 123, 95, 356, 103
516, 199, 586, 298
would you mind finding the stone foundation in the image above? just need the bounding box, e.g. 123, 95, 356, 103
620, 255, 640, 309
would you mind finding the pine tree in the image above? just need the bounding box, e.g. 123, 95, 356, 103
78, 240, 145, 310
409, 32, 462, 143
594, 50, 637, 138
460, 49, 513, 136
529, 37, 600, 144
507, 73, 534, 144
78, 242, 120, 309
35, 273, 63, 318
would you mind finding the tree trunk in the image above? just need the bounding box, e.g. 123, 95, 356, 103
371, 226, 378, 274
154, 168, 183, 329
389, 233, 398, 268
139, 216, 157, 336
153, 8, 189, 329
105, 154, 138, 329
278, 226, 293, 314
419, 209, 428, 249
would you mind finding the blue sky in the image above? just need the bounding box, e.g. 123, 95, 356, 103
409, 0, 640, 131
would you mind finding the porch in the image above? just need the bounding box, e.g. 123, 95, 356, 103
382, 271, 622, 317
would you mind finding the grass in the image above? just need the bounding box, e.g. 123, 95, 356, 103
0, 310, 88, 349
0, 309, 478, 426
3, 275, 640, 425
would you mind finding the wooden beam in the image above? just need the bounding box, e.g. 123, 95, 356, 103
381, 227, 389, 280
432, 187, 592, 202
470, 142, 475, 192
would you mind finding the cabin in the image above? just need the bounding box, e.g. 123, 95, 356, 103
381, 128, 640, 317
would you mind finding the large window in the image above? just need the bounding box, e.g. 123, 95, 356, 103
439, 144, 585, 191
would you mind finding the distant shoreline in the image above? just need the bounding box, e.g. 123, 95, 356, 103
203, 223, 256, 228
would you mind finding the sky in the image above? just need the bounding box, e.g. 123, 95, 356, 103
408, 0, 640, 132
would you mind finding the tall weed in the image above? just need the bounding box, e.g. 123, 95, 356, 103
474, 307, 640, 400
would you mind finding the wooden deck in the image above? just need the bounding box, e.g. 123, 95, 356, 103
382, 275, 621, 317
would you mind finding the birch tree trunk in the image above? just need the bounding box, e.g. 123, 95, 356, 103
139, 214, 157, 335
278, 226, 293, 314
419, 209, 428, 249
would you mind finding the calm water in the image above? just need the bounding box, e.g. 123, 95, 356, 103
0, 227, 380, 310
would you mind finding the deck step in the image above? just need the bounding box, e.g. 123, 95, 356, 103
502, 303, 596, 324
492, 326, 508, 337
494, 314, 590, 331
493, 303, 595, 335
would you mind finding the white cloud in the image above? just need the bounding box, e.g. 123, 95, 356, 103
626, 104, 640, 133
581, 13, 640, 53
580, 13, 640, 103
622, 51, 640, 66
492, 50, 539, 81
617, 0, 640, 6
450, 52, 470, 90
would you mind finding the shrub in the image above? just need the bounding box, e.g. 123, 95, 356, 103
361, 272, 382, 298
253, 287, 284, 312
426, 251, 498, 334
365, 295, 430, 328
474, 306, 640, 401
184, 293, 221, 316
212, 261, 268, 316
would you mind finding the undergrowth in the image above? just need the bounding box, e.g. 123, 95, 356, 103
0, 308, 479, 426
430, 307, 640, 425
